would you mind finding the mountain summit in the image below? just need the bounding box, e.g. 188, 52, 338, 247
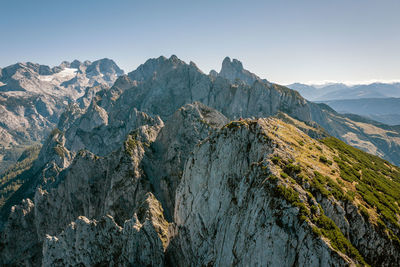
218, 56, 264, 84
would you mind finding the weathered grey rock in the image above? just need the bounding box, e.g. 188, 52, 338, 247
144, 102, 228, 219
319, 196, 400, 265
1, 118, 163, 264
0, 101, 164, 223
168, 119, 355, 266
219, 56, 264, 85
0, 199, 41, 266
34, 123, 161, 238
63, 106, 163, 156
42, 193, 168, 267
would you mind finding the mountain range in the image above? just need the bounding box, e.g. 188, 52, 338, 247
0, 55, 399, 266
288, 82, 400, 101
287, 83, 400, 126
0, 58, 123, 172
319, 98, 400, 126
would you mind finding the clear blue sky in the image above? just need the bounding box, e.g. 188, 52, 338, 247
1, 0, 399, 84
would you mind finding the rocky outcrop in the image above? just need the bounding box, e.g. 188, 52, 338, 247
144, 102, 228, 219
34, 123, 160, 238
118, 55, 400, 166
0, 116, 163, 264
318, 196, 400, 265
119, 55, 311, 122
0, 198, 41, 266
42, 193, 168, 267
63, 105, 163, 156
219, 56, 263, 85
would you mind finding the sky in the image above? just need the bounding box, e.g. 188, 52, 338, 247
1, 0, 399, 85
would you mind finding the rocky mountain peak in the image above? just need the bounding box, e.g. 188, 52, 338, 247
222, 56, 243, 70
69, 60, 82, 69
86, 58, 124, 77
209, 69, 218, 78
219, 56, 263, 85
128, 55, 186, 82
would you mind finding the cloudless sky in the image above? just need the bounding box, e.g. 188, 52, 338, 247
1, 0, 399, 84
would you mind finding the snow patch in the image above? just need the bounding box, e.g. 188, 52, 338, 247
39, 68, 78, 82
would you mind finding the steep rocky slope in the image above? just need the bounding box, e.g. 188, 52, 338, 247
2, 107, 399, 266
169, 118, 400, 266
0, 59, 123, 172
0, 102, 226, 264
169, 118, 356, 266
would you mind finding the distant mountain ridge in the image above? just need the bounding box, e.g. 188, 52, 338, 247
288, 82, 400, 101
320, 98, 400, 125
0, 58, 123, 97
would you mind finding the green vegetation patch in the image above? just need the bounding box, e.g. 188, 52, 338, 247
283, 163, 301, 176
223, 120, 248, 130
313, 213, 365, 264
310, 171, 353, 202
271, 155, 282, 165
322, 137, 400, 228
273, 182, 365, 264
125, 132, 140, 156
319, 155, 332, 165
0, 145, 41, 208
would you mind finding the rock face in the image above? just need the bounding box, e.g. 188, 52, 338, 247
219, 56, 264, 85
0, 59, 123, 98
169, 119, 353, 266
0, 58, 123, 172
0, 109, 400, 266
144, 102, 229, 219
0, 114, 164, 265
42, 193, 168, 267
0, 198, 41, 266
168, 118, 400, 266
3, 55, 399, 171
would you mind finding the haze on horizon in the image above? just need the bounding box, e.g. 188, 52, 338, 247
1, 0, 399, 85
